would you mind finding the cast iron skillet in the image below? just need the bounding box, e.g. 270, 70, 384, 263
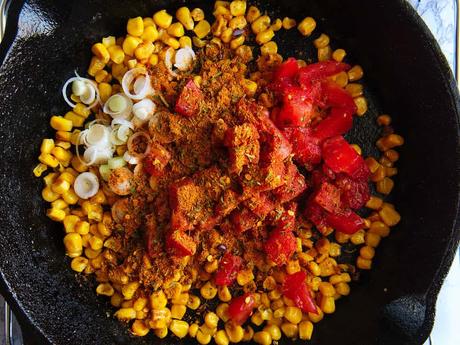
0, 0, 459, 344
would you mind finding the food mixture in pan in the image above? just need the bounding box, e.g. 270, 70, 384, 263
34, 1, 403, 343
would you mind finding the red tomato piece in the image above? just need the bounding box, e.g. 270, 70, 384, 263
175, 79, 203, 117
244, 192, 277, 218
165, 230, 196, 257
230, 207, 259, 233
335, 174, 370, 210
281, 127, 321, 170
273, 163, 308, 203
322, 136, 370, 181
297, 61, 350, 87
304, 196, 328, 230
273, 202, 297, 230
274, 86, 316, 128
215, 253, 243, 286
143, 143, 171, 176
325, 208, 365, 234
314, 182, 342, 214
271, 57, 299, 93
264, 226, 297, 266
283, 271, 318, 314
228, 293, 256, 325
258, 116, 292, 162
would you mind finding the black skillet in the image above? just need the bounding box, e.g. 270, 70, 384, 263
0, 0, 459, 344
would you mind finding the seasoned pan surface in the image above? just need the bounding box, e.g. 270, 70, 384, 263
0, 1, 459, 344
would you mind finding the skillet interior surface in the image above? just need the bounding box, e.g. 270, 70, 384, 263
0, 0, 459, 344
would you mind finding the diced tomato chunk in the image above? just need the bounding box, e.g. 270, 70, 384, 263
304, 197, 328, 230
272, 202, 297, 230
335, 174, 370, 210
297, 61, 350, 88
165, 230, 196, 257
257, 116, 292, 162
230, 207, 259, 233
228, 293, 256, 325
322, 136, 370, 180
273, 163, 308, 203
283, 271, 318, 314
274, 86, 316, 128
215, 253, 243, 286
271, 57, 299, 93
244, 192, 277, 218
264, 226, 297, 266
325, 208, 364, 234
282, 127, 321, 170
314, 182, 342, 214
175, 79, 203, 117
224, 123, 260, 174
143, 143, 171, 176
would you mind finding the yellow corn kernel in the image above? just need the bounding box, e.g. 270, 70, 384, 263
82, 201, 103, 222
216, 303, 229, 322
171, 304, 187, 319
281, 322, 298, 338
205, 312, 219, 329
332, 48, 347, 62
143, 17, 155, 28
214, 329, 229, 345
242, 326, 254, 341
376, 177, 394, 195
253, 331, 271, 345
122, 35, 141, 56
40, 138, 55, 154
55, 130, 72, 142
366, 196, 383, 210
263, 324, 281, 340
63, 232, 83, 257
350, 230, 365, 245
63, 215, 79, 233
96, 283, 114, 296
52, 146, 72, 162
268, 289, 282, 300
167, 22, 185, 37
348, 65, 364, 81
318, 45, 332, 61
282, 17, 296, 30
84, 247, 101, 259
161, 33, 180, 49
357, 256, 372, 270
345, 83, 364, 98
319, 295, 335, 314
71, 104, 89, 120
191, 8, 205, 22
50, 116, 73, 132
379, 203, 401, 226
229, 0, 246, 16
70, 156, 88, 173
369, 221, 390, 237
135, 42, 155, 60
185, 294, 200, 310
376, 134, 404, 152
260, 41, 277, 56
33, 163, 48, 177
102, 36, 116, 47
204, 259, 218, 273
70, 256, 88, 272
200, 281, 217, 300
192, 36, 207, 48
91, 43, 110, 63
360, 245, 376, 260
51, 199, 68, 210
319, 282, 335, 297
154, 10, 173, 29
133, 297, 147, 312
229, 16, 247, 30
110, 293, 123, 307
179, 36, 192, 48
171, 292, 189, 305
307, 261, 321, 276
246, 6, 261, 23
377, 114, 392, 126
298, 320, 313, 340
218, 285, 232, 302
90, 190, 106, 205
154, 327, 168, 338
251, 15, 270, 34
51, 177, 70, 195
150, 290, 167, 309
41, 185, 59, 202
88, 235, 103, 250
148, 53, 159, 66
88, 56, 105, 76
131, 320, 149, 337
169, 319, 189, 338
271, 18, 282, 31
141, 26, 159, 43
107, 45, 125, 64
121, 281, 139, 300
46, 208, 66, 222
225, 322, 244, 343
219, 28, 232, 43
237, 268, 254, 286
354, 96, 368, 116
188, 323, 199, 338
230, 35, 245, 49
115, 307, 136, 321
176, 7, 194, 30
94, 69, 109, 83
335, 282, 350, 296
194, 20, 211, 39
251, 310, 264, 326
196, 328, 212, 344
127, 17, 144, 37
97, 222, 111, 237
365, 232, 381, 248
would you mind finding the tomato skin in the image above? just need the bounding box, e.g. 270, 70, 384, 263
281, 127, 321, 170
335, 174, 370, 210
264, 226, 297, 266
228, 293, 256, 325
215, 253, 243, 286
283, 271, 318, 314
314, 182, 342, 214
322, 136, 370, 181
143, 143, 171, 176
165, 230, 196, 257
325, 209, 364, 234
175, 79, 203, 117
274, 86, 316, 128
297, 61, 350, 87
271, 57, 299, 92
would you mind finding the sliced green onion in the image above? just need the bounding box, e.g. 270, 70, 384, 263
108, 156, 127, 170
99, 164, 111, 181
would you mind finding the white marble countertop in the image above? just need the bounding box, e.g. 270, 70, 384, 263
0, 1, 458, 344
